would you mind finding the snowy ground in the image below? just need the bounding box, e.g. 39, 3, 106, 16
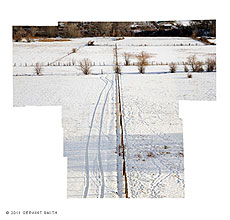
120, 72, 215, 198
13, 37, 216, 198
13, 37, 215, 76
14, 73, 121, 198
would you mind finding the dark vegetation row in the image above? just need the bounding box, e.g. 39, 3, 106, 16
13, 20, 216, 42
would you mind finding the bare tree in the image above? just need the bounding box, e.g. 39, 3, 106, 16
14, 32, 22, 42
123, 52, 133, 66
136, 51, 151, 74
187, 55, 204, 72
79, 58, 92, 75
195, 61, 204, 72
25, 32, 32, 42
187, 55, 197, 71
63, 24, 82, 38
206, 57, 216, 72
46, 26, 58, 38
94, 22, 113, 37
13, 27, 26, 42
30, 27, 38, 37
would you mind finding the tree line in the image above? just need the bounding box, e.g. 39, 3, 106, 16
13, 20, 216, 41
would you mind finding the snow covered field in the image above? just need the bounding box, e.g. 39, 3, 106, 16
13, 37, 216, 198
13, 37, 215, 76
120, 72, 215, 198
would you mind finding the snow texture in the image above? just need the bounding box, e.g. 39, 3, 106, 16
13, 37, 216, 198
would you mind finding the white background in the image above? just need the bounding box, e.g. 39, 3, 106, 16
0, 1, 229, 219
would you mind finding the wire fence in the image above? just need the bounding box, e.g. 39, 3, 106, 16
13, 61, 191, 67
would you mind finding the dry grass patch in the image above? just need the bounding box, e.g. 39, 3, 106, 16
38, 38, 71, 42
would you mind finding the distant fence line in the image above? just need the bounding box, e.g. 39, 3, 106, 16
13, 61, 190, 67
81, 43, 206, 47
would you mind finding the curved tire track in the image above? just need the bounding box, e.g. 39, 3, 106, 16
83, 76, 108, 198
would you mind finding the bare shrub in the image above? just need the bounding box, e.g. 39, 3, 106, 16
187, 73, 192, 78
123, 52, 132, 66
79, 58, 92, 75
136, 51, 151, 74
194, 61, 204, 72
187, 55, 204, 72
184, 64, 189, 72
187, 55, 197, 71
169, 62, 177, 73
34, 62, 42, 75
206, 57, 216, 72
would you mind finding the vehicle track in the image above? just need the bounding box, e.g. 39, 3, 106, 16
83, 75, 108, 198
83, 74, 115, 198
97, 75, 113, 198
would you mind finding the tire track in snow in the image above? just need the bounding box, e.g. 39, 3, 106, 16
83, 76, 108, 198
97, 74, 113, 198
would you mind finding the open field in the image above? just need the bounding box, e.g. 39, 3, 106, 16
13, 37, 216, 198
13, 37, 215, 76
